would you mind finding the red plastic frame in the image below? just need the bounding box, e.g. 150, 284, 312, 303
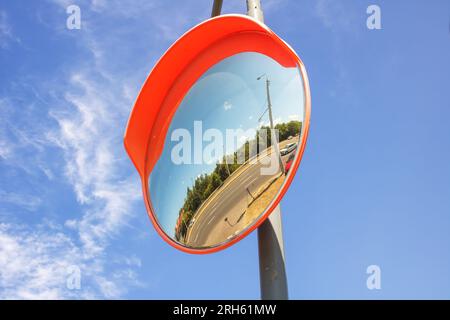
124, 14, 311, 254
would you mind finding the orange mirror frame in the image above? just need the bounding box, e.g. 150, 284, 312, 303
124, 14, 311, 254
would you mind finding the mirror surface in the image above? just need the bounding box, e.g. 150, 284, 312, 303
149, 52, 305, 249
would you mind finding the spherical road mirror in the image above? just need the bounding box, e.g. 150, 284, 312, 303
124, 14, 311, 254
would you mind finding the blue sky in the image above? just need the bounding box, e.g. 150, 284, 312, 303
150, 52, 304, 236
0, 0, 449, 299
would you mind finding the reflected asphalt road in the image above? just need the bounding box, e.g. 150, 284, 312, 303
185, 137, 298, 247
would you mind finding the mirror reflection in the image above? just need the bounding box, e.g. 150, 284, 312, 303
149, 52, 305, 249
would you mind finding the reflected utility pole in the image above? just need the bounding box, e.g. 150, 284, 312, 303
223, 146, 232, 177
257, 74, 286, 175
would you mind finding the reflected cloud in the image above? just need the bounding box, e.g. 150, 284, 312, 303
223, 101, 232, 111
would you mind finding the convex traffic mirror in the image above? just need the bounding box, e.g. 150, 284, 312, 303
124, 15, 311, 253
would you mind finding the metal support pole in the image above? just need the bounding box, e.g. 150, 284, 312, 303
257, 206, 288, 299
211, 0, 223, 17
211, 0, 288, 300
247, 0, 289, 300
246, 0, 264, 22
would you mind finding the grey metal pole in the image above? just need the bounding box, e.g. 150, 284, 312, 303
211, 0, 223, 17
247, 0, 289, 300
246, 0, 264, 22
211, 0, 288, 300
257, 206, 288, 299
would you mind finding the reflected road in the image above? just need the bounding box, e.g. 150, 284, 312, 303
185, 137, 298, 247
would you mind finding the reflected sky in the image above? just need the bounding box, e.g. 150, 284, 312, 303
149, 52, 305, 238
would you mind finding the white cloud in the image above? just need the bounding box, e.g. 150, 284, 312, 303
315, 0, 334, 29
0, 223, 81, 299
315, 0, 359, 34
314, 0, 360, 103
0, 97, 56, 180
0, 191, 42, 211
274, 117, 282, 125
64, 219, 78, 230
47, 69, 141, 259
1, 1, 149, 298
259, 116, 282, 128
238, 135, 249, 144
223, 101, 232, 111
0, 11, 20, 48
0, 11, 12, 48
0, 0, 206, 299
0, 138, 12, 160
0, 223, 139, 299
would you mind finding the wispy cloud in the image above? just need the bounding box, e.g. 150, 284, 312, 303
0, 97, 49, 177
223, 101, 232, 111
0, 10, 20, 48
0, 0, 179, 298
0, 222, 142, 299
0, 11, 13, 48
313, 0, 362, 104
0, 223, 80, 299
0, 138, 12, 160
315, 0, 354, 32
0, 0, 219, 299
0, 191, 42, 211
43, 8, 144, 276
